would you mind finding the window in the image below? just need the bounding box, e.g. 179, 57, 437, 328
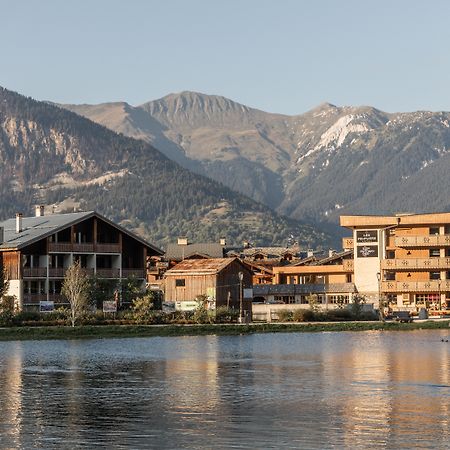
430, 227, 440, 235
328, 295, 349, 304
430, 271, 441, 280
175, 279, 185, 287
385, 271, 395, 281
386, 250, 395, 259
430, 248, 440, 257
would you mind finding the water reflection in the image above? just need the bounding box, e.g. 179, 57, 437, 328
0, 331, 449, 448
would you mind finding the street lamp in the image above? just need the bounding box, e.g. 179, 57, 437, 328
238, 271, 244, 323
376, 271, 384, 322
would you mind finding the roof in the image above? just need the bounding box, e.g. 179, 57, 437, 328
340, 212, 450, 228
0, 211, 162, 254
240, 246, 301, 258
165, 243, 225, 261
315, 250, 353, 265
165, 258, 240, 275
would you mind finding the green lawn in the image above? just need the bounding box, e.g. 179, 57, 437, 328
0, 320, 449, 341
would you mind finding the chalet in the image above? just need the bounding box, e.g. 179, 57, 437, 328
165, 237, 227, 265
0, 207, 162, 311
164, 258, 252, 313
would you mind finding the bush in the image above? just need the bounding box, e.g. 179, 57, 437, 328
130, 293, 155, 324
277, 309, 294, 322
214, 306, 239, 323
293, 309, 315, 322
0, 310, 14, 327
325, 309, 354, 321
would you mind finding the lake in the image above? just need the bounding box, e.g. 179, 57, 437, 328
0, 330, 450, 449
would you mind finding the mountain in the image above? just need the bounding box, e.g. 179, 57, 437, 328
63, 92, 450, 222
0, 86, 333, 249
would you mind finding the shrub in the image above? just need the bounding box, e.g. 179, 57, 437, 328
325, 308, 353, 321
130, 293, 155, 324
214, 306, 239, 323
293, 309, 315, 322
277, 309, 294, 322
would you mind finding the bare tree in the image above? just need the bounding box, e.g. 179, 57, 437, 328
62, 261, 90, 327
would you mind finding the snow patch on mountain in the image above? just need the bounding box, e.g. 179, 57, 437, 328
296, 115, 370, 163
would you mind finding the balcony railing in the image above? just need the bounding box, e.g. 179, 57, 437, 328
381, 257, 450, 270
22, 293, 47, 304
23, 267, 47, 278
342, 238, 354, 250
48, 242, 119, 253
96, 268, 121, 278
395, 235, 450, 248
342, 260, 354, 272
95, 243, 120, 253
382, 280, 450, 293
122, 268, 146, 279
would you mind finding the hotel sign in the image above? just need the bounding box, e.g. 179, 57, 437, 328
357, 245, 378, 258
356, 230, 378, 243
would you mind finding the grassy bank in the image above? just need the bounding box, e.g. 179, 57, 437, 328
0, 320, 449, 341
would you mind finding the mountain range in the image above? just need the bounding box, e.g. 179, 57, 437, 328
0, 87, 331, 249
63, 92, 450, 223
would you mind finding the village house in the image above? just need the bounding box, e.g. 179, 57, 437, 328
0, 207, 163, 311
163, 258, 253, 315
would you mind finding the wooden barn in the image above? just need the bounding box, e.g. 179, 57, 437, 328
164, 258, 253, 313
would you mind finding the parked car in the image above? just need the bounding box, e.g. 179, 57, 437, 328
394, 311, 413, 323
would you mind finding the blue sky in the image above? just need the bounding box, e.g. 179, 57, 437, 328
1, 0, 450, 114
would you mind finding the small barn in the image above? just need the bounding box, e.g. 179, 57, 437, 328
164, 258, 252, 312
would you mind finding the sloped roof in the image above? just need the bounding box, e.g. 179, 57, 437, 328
165, 257, 237, 275
0, 211, 162, 254
315, 250, 353, 265
165, 243, 225, 261
241, 246, 300, 258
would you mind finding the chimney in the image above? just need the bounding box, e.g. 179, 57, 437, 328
0, 226, 3, 245
220, 237, 226, 246
329, 249, 336, 258
16, 213, 23, 233
307, 249, 314, 258
35, 205, 45, 217
177, 237, 189, 246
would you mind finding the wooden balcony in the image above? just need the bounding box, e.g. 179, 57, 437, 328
48, 242, 94, 252
48, 267, 66, 278
382, 280, 450, 293
95, 243, 120, 253
23, 293, 47, 304
23, 267, 47, 278
122, 268, 146, 279
96, 268, 121, 278
381, 257, 450, 270
48, 242, 119, 253
342, 237, 354, 250
342, 259, 354, 272
395, 235, 450, 248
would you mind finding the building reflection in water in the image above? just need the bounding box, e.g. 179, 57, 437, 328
0, 341, 23, 448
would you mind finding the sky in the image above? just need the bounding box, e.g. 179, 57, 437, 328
1, 0, 450, 115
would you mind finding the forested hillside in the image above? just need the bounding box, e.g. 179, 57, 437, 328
0, 87, 334, 248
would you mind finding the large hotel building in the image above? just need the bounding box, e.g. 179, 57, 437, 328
341, 213, 450, 311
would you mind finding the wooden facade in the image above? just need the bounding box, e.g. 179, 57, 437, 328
0, 211, 162, 310
164, 258, 253, 311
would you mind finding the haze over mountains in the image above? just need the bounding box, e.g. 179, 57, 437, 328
64, 92, 450, 222
0, 86, 331, 248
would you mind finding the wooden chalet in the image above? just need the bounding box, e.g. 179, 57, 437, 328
0, 208, 162, 310
164, 257, 252, 312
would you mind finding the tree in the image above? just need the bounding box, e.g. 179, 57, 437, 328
131, 292, 156, 323
62, 261, 91, 327
0, 266, 9, 300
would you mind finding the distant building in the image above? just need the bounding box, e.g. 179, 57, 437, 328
341, 213, 450, 312
165, 237, 226, 264
0, 208, 162, 311
164, 258, 252, 312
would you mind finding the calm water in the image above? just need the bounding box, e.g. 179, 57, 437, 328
1, 330, 450, 449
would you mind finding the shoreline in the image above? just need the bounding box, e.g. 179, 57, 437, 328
0, 320, 449, 341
